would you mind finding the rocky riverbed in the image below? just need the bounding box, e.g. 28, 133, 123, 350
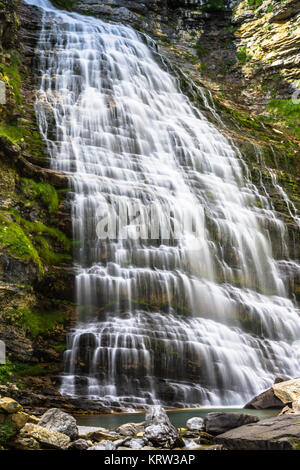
1, 377, 300, 450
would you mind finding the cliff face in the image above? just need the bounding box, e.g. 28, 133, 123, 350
0, 1, 75, 402
0, 0, 299, 408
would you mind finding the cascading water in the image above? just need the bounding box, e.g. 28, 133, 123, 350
25, 0, 300, 408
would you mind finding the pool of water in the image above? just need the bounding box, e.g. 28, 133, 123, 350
76, 407, 278, 430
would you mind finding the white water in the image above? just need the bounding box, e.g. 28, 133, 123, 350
25, 0, 300, 408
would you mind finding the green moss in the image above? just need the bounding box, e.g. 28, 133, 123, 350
14, 363, 48, 377
0, 123, 24, 144
52, 0, 75, 10
16, 216, 71, 252
266, 99, 300, 139
7, 308, 68, 338
0, 359, 15, 385
0, 52, 22, 105
0, 214, 43, 272
0, 417, 17, 445
237, 47, 251, 64
21, 178, 59, 213
201, 0, 226, 11
34, 235, 72, 265
247, 0, 263, 9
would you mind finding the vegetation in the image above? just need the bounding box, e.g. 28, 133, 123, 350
0, 359, 15, 385
267, 99, 300, 139
0, 124, 23, 144
201, 0, 226, 11
21, 179, 59, 214
237, 46, 252, 64
247, 0, 263, 9
6, 307, 68, 338
0, 52, 22, 105
0, 418, 16, 445
52, 0, 76, 10
0, 214, 43, 272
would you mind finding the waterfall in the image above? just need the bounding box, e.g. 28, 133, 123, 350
25, 0, 300, 408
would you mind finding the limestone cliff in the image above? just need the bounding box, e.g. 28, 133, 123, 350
0, 0, 75, 400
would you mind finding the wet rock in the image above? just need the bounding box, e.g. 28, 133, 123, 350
204, 412, 259, 435
144, 405, 178, 448
186, 417, 204, 431
116, 422, 145, 437
215, 414, 300, 450
19, 422, 70, 450
0, 397, 23, 414
39, 408, 79, 440
68, 439, 93, 450
244, 387, 284, 409
87, 440, 116, 450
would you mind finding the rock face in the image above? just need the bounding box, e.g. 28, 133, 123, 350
19, 422, 70, 450
244, 386, 284, 409
273, 378, 300, 404
215, 415, 300, 450
116, 422, 145, 437
144, 406, 179, 448
39, 408, 79, 440
204, 412, 259, 435
186, 417, 204, 431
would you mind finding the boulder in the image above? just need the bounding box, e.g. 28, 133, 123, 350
86, 429, 118, 442
244, 387, 284, 409
273, 378, 300, 404
279, 398, 300, 416
186, 417, 204, 431
11, 411, 30, 429
10, 436, 41, 450
144, 406, 178, 448
87, 440, 116, 450
19, 423, 70, 450
0, 397, 22, 414
39, 408, 78, 440
215, 414, 300, 450
204, 412, 259, 435
116, 422, 145, 437
127, 438, 145, 449
68, 439, 93, 450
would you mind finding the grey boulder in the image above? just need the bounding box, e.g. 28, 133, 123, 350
186, 417, 204, 431
204, 412, 259, 435
144, 406, 178, 448
87, 440, 116, 450
39, 408, 79, 441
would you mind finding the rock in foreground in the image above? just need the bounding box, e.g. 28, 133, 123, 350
273, 378, 300, 404
39, 408, 79, 440
204, 412, 259, 435
215, 415, 300, 450
144, 406, 179, 448
186, 417, 204, 431
244, 387, 284, 409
